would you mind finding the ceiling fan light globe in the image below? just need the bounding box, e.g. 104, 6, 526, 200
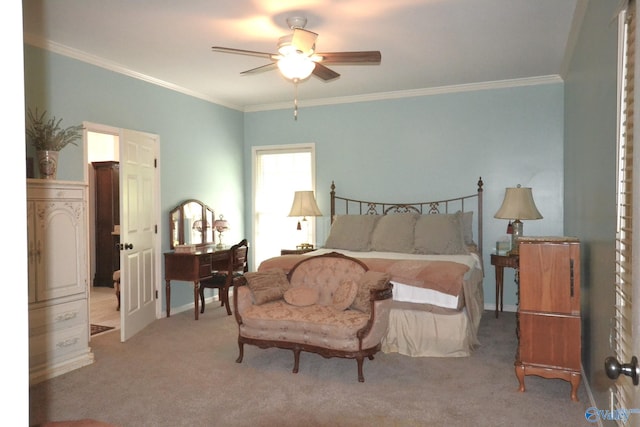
277, 54, 315, 80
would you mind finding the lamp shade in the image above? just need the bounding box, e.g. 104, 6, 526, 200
213, 216, 229, 232
494, 185, 543, 220
288, 191, 322, 217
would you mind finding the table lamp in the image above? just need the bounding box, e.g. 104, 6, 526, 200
288, 190, 322, 249
494, 185, 543, 254
213, 215, 229, 249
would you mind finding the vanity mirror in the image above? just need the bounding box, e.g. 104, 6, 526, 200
169, 199, 215, 249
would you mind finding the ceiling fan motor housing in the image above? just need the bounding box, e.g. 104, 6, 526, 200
286, 16, 307, 29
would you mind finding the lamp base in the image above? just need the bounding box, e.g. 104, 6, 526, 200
509, 220, 523, 255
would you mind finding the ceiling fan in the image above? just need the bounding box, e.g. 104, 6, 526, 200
211, 16, 382, 83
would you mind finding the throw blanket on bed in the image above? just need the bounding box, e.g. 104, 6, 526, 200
258, 254, 470, 297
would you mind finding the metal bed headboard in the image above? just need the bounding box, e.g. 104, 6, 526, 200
330, 177, 484, 255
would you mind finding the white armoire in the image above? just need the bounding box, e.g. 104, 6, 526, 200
27, 180, 94, 384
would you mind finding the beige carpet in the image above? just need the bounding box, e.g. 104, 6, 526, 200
29, 308, 592, 427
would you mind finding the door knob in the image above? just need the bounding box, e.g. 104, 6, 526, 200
125, 243, 134, 250
605, 355, 640, 385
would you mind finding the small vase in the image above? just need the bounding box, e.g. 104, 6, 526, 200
36, 150, 59, 180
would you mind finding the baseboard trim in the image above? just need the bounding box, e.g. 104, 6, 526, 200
29, 351, 95, 386
484, 303, 518, 313
582, 365, 602, 427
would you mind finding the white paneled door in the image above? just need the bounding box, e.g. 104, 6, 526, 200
119, 129, 158, 342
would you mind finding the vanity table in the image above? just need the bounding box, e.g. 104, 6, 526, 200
164, 199, 230, 320
164, 246, 230, 320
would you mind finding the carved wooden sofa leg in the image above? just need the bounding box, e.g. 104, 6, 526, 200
293, 348, 301, 374
236, 341, 244, 363
356, 356, 365, 382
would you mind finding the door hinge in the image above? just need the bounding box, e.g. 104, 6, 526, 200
155, 224, 158, 234
154, 158, 157, 168
155, 290, 158, 299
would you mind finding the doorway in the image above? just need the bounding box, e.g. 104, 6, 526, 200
87, 130, 121, 333
85, 123, 161, 342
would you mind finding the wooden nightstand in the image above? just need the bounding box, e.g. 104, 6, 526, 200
281, 248, 316, 255
490, 253, 519, 318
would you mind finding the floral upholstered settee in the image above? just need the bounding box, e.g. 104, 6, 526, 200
233, 252, 393, 382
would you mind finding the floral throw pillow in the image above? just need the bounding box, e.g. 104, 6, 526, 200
350, 271, 390, 314
331, 279, 359, 311
244, 269, 290, 305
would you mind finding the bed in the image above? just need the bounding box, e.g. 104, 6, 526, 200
258, 177, 484, 358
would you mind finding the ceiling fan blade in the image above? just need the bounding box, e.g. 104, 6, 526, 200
316, 51, 382, 64
312, 62, 340, 81
211, 46, 277, 60
291, 28, 318, 55
241, 63, 278, 75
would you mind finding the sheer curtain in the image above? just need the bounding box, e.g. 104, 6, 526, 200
253, 144, 317, 270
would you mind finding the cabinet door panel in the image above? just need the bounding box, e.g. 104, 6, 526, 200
36, 200, 87, 300
519, 313, 581, 370
519, 242, 580, 314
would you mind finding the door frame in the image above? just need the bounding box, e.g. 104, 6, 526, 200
83, 121, 162, 338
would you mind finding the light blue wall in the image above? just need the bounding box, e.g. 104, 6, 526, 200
23, 42, 569, 322
245, 83, 565, 308
24, 45, 245, 311
564, 0, 619, 410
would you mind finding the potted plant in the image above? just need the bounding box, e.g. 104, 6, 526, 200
26, 108, 83, 179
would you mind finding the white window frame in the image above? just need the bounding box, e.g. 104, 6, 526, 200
251, 143, 318, 271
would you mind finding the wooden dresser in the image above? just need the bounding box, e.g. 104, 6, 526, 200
516, 236, 581, 401
27, 180, 94, 384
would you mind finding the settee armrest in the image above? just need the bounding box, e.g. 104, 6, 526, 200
233, 276, 253, 325
359, 283, 394, 350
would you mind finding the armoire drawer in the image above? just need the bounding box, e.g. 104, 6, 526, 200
29, 323, 89, 369
27, 184, 84, 201
29, 299, 88, 337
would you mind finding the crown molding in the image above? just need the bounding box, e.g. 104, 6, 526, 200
244, 75, 564, 112
23, 33, 243, 112
24, 33, 563, 114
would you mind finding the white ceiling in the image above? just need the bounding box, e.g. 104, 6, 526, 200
22, 0, 582, 112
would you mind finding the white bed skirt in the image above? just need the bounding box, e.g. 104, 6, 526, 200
381, 307, 473, 358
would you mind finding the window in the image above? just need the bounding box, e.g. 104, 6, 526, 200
252, 144, 317, 270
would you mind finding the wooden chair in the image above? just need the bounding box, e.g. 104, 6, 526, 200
199, 239, 248, 315
113, 270, 121, 311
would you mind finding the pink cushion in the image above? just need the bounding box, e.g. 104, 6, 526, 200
332, 279, 358, 311
284, 287, 319, 307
